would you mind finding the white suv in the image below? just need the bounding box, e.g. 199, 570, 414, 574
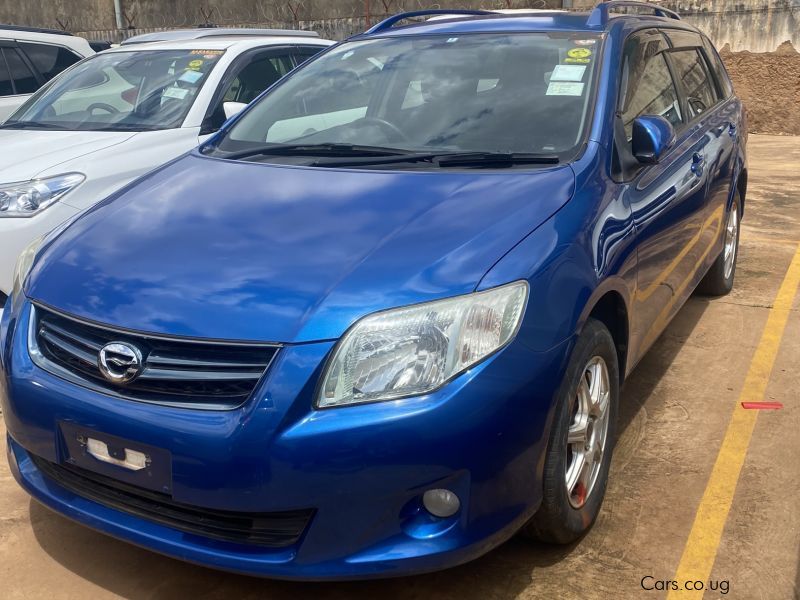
0, 25, 94, 121
0, 31, 334, 312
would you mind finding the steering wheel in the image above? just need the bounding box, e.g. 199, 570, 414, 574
86, 102, 120, 115
359, 117, 409, 143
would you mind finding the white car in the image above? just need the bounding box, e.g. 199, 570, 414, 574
0, 25, 94, 121
0, 32, 334, 312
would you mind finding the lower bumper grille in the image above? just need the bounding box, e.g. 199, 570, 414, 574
32, 455, 314, 547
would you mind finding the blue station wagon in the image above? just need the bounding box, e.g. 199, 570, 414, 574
1, 3, 746, 579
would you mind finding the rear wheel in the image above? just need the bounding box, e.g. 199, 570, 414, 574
522, 318, 619, 544
697, 195, 741, 296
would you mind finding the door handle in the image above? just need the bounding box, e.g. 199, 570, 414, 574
691, 152, 705, 176
728, 123, 737, 138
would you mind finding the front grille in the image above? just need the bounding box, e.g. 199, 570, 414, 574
29, 304, 280, 409
32, 455, 314, 547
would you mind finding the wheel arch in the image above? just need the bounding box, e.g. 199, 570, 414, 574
576, 282, 631, 382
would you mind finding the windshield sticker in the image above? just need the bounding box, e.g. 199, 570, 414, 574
573, 39, 597, 46
163, 86, 189, 100
179, 70, 204, 84
567, 47, 592, 60
190, 49, 224, 56
565, 57, 591, 64
550, 65, 586, 82
187, 59, 204, 71
546, 81, 585, 97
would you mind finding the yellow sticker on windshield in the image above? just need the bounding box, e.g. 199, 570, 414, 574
188, 59, 204, 70
567, 47, 592, 59
565, 57, 590, 64
190, 49, 224, 55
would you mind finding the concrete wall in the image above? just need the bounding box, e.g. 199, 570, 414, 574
1, 1, 797, 51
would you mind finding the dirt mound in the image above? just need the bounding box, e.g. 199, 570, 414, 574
721, 41, 800, 135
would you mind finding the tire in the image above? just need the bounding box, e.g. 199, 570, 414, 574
521, 318, 619, 544
696, 193, 742, 296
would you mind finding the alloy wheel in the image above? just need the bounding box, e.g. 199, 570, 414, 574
723, 203, 739, 280
565, 356, 611, 509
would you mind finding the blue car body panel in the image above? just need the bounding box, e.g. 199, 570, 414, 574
26, 155, 575, 343
1, 9, 747, 579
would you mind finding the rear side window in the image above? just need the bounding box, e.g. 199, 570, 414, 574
20, 42, 82, 81
0, 53, 12, 96
668, 49, 717, 119
702, 37, 733, 98
619, 33, 682, 140
3, 48, 38, 94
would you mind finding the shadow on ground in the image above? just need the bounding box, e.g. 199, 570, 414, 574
28, 298, 711, 600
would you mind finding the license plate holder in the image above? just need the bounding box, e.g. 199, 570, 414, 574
59, 422, 172, 494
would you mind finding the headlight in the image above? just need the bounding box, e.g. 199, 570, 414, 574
317, 281, 528, 408
11, 235, 46, 298
0, 173, 84, 218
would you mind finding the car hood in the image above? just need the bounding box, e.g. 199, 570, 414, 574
28, 153, 575, 343
0, 130, 136, 182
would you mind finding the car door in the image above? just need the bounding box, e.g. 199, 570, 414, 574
664, 30, 738, 277
617, 29, 712, 362
200, 47, 295, 138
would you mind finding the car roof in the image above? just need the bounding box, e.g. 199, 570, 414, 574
104, 36, 334, 53
120, 28, 319, 46
353, 5, 701, 39
0, 25, 95, 55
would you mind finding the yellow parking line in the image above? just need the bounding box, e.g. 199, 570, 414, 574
667, 242, 800, 599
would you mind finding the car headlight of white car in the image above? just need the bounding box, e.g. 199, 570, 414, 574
0, 173, 84, 218
317, 281, 528, 408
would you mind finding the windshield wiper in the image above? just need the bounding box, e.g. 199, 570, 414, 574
311, 151, 560, 169
0, 121, 71, 130
433, 152, 559, 168
222, 143, 420, 160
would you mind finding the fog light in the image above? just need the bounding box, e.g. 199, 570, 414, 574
422, 488, 460, 518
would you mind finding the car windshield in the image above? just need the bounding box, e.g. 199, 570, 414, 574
211, 32, 600, 164
4, 49, 224, 131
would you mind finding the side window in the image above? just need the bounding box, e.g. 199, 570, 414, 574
19, 42, 81, 82
619, 33, 682, 141
0, 51, 12, 96
293, 45, 326, 66
668, 49, 718, 119
702, 37, 733, 99
206, 51, 294, 132
3, 48, 38, 94
222, 54, 292, 104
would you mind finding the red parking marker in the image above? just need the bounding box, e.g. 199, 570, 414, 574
741, 402, 783, 410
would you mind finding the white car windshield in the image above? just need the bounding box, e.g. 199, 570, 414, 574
212, 33, 600, 161
4, 49, 224, 132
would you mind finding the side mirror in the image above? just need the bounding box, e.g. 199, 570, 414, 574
223, 101, 248, 120
631, 115, 676, 164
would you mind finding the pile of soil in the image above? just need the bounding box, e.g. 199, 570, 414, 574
720, 41, 800, 135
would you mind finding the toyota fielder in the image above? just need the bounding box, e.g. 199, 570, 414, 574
1, 5, 746, 579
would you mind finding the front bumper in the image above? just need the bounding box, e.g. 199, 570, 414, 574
1, 300, 570, 579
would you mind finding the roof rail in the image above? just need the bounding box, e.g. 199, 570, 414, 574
586, 1, 680, 28
120, 27, 319, 46
0, 23, 72, 36
365, 9, 495, 35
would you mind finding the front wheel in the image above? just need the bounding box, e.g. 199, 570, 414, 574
522, 318, 619, 544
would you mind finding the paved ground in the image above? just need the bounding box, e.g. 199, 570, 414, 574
1, 134, 798, 599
